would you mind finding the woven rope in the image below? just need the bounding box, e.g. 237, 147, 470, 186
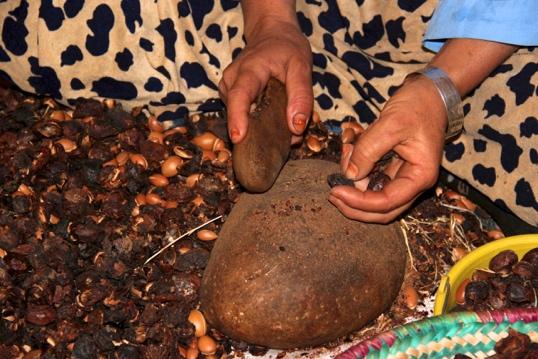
337, 309, 538, 359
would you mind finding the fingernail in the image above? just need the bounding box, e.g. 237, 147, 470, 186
292, 113, 307, 132
229, 128, 240, 143
345, 162, 359, 180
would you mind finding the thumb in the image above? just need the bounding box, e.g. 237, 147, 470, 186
344, 119, 401, 180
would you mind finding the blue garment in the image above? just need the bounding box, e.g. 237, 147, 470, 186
424, 0, 538, 51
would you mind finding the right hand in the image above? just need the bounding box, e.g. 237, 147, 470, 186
219, 17, 313, 144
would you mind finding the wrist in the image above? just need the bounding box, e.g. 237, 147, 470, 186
241, 1, 299, 41
405, 67, 463, 141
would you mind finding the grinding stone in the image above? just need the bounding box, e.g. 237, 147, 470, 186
200, 159, 406, 349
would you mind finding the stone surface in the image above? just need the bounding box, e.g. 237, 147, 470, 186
200, 159, 406, 349
232, 78, 291, 193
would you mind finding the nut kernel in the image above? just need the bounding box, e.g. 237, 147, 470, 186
149, 174, 169, 187
197, 335, 217, 355
188, 309, 207, 337
197, 230, 218, 241
161, 156, 183, 177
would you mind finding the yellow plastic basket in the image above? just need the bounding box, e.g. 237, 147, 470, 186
434, 234, 538, 315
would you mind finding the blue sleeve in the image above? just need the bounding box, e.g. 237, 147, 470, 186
424, 0, 538, 52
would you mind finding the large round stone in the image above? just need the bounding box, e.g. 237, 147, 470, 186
200, 159, 406, 349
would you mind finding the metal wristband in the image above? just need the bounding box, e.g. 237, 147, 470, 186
406, 67, 464, 140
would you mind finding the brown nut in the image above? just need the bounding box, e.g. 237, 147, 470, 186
306, 136, 322, 153
202, 150, 216, 162
188, 309, 207, 337
186, 347, 199, 359
212, 138, 226, 152
103, 98, 116, 109
129, 154, 148, 169
56, 138, 77, 153
455, 278, 470, 305
173, 146, 194, 159
163, 201, 178, 209
451, 213, 465, 225
149, 174, 169, 187
18, 184, 34, 196
216, 149, 231, 163
163, 127, 187, 138
49, 110, 66, 122
161, 156, 183, 177
445, 190, 462, 201
145, 193, 163, 206
197, 335, 217, 355
135, 194, 147, 206
341, 128, 355, 144
186, 174, 201, 188
148, 131, 164, 145
451, 247, 468, 262
116, 151, 130, 166
197, 230, 218, 241
403, 286, 419, 310
487, 229, 505, 240
459, 196, 477, 212
148, 115, 163, 133
192, 132, 218, 151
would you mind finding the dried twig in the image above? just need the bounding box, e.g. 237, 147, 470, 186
143, 215, 223, 265
400, 219, 416, 272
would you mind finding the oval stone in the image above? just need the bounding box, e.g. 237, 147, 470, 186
200, 159, 406, 349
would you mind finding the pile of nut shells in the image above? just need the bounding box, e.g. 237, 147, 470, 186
0, 86, 520, 359
453, 248, 538, 312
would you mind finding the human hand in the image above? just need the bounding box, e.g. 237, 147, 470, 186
219, 17, 313, 144
328, 76, 448, 223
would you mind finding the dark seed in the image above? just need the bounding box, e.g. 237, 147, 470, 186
489, 250, 518, 274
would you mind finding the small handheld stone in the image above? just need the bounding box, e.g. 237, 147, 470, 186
367, 171, 391, 192
327, 173, 355, 188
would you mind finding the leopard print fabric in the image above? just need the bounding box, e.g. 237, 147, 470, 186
1, 0, 536, 225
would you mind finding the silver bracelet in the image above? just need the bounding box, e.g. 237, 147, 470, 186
406, 67, 464, 140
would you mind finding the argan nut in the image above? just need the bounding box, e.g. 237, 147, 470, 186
306, 136, 322, 153
18, 184, 34, 196
197, 335, 217, 355
163, 127, 187, 138
135, 194, 146, 206
186, 347, 199, 359
451, 213, 465, 225
455, 279, 470, 305
459, 196, 477, 212
202, 150, 216, 162
403, 286, 419, 310
451, 247, 467, 262
103, 98, 116, 109
161, 156, 183, 177
192, 132, 218, 151
487, 229, 505, 240
116, 151, 130, 166
212, 138, 225, 152
216, 149, 231, 163
149, 174, 169, 187
130, 154, 148, 169
341, 128, 355, 144
173, 146, 194, 159
145, 193, 163, 206
50, 110, 66, 121
186, 174, 201, 188
148, 115, 163, 133
56, 138, 77, 153
445, 190, 462, 201
148, 131, 164, 145
163, 201, 178, 209
188, 309, 207, 337
197, 230, 218, 241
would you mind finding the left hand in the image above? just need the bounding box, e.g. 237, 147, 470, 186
328, 75, 447, 223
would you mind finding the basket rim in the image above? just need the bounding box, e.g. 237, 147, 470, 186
337, 308, 538, 359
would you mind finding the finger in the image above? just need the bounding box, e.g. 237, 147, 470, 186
330, 169, 421, 213
226, 68, 270, 143
345, 119, 403, 180
328, 194, 411, 224
285, 58, 313, 135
